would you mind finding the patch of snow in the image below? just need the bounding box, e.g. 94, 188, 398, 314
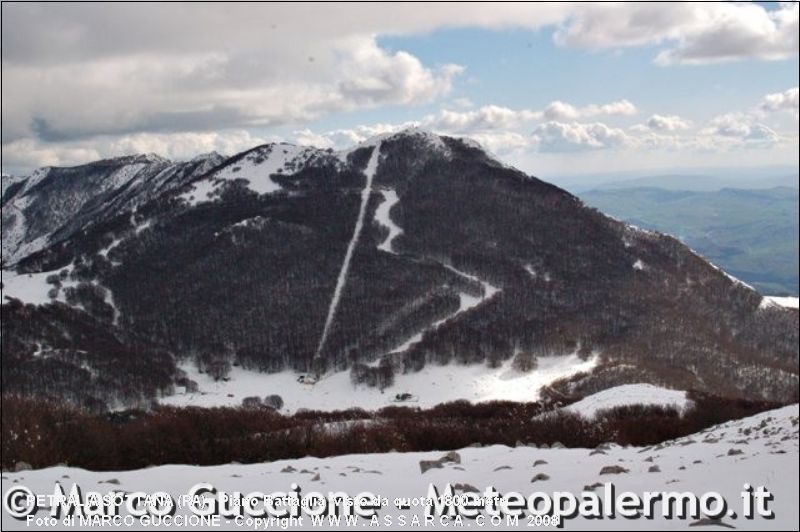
1, 270, 59, 306
760, 296, 799, 310
179, 178, 219, 206
374, 189, 403, 254
180, 144, 315, 205
563, 384, 691, 420
633, 259, 646, 271
524, 264, 551, 282
97, 237, 123, 259
6, 405, 796, 530
163, 353, 598, 413
215, 148, 287, 195
2, 268, 120, 323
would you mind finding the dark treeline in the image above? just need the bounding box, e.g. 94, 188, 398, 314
1, 391, 787, 472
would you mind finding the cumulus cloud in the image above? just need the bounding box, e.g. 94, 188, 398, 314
293, 129, 337, 150
5, 3, 795, 68
639, 114, 693, 132
424, 106, 532, 133
2, 3, 797, 171
760, 87, 799, 114
702, 113, 779, 147
420, 99, 636, 134
532, 121, 634, 152
654, 3, 799, 65
335, 36, 463, 107
1, 130, 277, 171
2, 36, 463, 144
554, 2, 799, 65
543, 100, 636, 120
289, 122, 422, 150
3, 3, 794, 142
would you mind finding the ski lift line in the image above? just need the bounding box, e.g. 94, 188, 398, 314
313, 143, 382, 371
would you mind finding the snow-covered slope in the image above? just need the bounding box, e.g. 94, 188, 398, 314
760, 296, 799, 310
1, 153, 223, 266
3, 405, 796, 530
563, 384, 691, 419
180, 144, 321, 205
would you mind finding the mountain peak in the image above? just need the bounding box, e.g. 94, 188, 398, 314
141, 152, 170, 164
190, 151, 223, 163
358, 126, 444, 147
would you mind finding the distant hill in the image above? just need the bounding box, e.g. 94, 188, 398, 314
581, 186, 799, 295
591, 174, 799, 192
554, 166, 799, 193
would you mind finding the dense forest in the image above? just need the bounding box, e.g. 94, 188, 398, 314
1, 391, 785, 471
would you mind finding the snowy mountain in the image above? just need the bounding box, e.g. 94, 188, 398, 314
1, 129, 798, 410
2, 152, 225, 266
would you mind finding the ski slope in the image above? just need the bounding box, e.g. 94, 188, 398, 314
387, 265, 501, 354
374, 189, 402, 254
315, 143, 382, 360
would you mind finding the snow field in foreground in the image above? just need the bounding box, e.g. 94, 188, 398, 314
2, 405, 796, 530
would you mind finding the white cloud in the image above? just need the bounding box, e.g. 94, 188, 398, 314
2, 3, 797, 172
460, 131, 534, 155
3, 3, 794, 146
1, 140, 103, 170
335, 36, 463, 107
1, 130, 277, 171
532, 121, 634, 152
290, 123, 422, 150
554, 2, 799, 65
2, 36, 463, 145
543, 100, 637, 120
424, 105, 531, 133
293, 129, 336, 150
6, 3, 795, 68
760, 87, 799, 114
420, 99, 636, 134
702, 113, 780, 147
639, 114, 693, 132
654, 3, 799, 65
